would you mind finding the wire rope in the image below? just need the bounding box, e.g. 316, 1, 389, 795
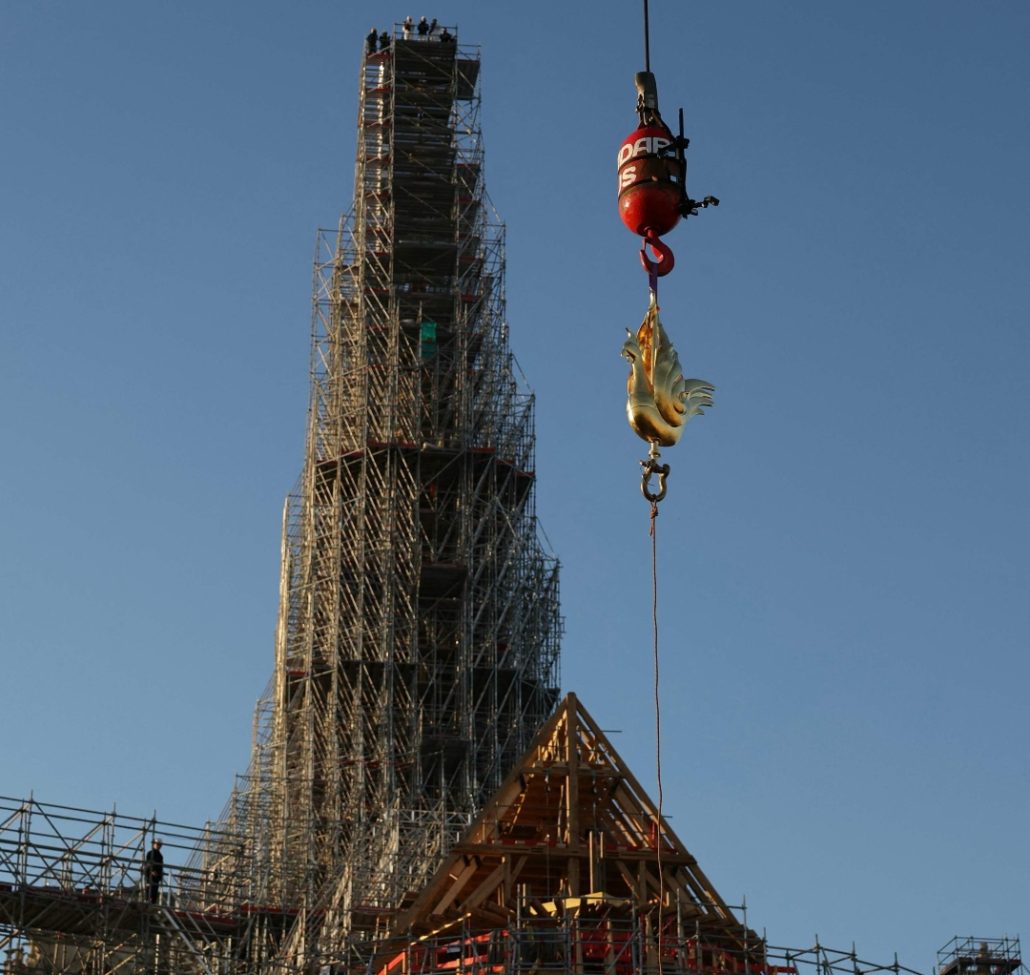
650, 498, 665, 961
643, 0, 652, 73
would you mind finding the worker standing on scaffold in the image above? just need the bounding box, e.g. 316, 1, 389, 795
144, 838, 164, 904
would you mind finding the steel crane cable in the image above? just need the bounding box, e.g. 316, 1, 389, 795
643, 0, 652, 73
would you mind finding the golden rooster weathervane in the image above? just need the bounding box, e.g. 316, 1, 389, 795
623, 293, 713, 449
622, 293, 714, 502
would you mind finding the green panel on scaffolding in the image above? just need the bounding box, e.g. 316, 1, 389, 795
420, 319, 438, 359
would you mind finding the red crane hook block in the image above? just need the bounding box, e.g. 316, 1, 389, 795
639, 230, 675, 277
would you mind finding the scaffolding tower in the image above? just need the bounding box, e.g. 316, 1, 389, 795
938, 939, 1023, 975
217, 23, 562, 966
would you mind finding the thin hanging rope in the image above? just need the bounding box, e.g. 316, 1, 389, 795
650, 498, 665, 957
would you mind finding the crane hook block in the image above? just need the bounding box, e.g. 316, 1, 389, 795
617, 124, 684, 240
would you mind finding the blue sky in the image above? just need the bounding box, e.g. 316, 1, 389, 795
2, 1, 1028, 969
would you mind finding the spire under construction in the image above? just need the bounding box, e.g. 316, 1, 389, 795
223, 23, 562, 954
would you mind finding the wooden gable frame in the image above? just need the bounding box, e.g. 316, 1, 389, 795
386, 693, 750, 949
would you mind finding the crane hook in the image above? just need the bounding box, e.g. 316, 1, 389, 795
640, 229, 675, 279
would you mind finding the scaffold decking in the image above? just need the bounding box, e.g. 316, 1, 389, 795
0, 790, 955, 975
0, 795, 264, 974
938, 940, 1023, 975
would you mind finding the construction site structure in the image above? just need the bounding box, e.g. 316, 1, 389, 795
0, 698, 959, 975
938, 940, 1023, 975
0, 23, 1019, 975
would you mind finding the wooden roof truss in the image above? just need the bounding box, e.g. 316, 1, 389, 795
388, 693, 752, 951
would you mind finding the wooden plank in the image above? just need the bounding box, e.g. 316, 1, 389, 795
503, 854, 527, 901
430, 856, 479, 916
460, 861, 507, 912
566, 692, 580, 853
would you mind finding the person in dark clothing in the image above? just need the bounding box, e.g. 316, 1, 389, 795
379, 30, 390, 49
428, 17, 438, 36
417, 16, 429, 37
144, 838, 164, 904
439, 27, 453, 43
366, 28, 378, 53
